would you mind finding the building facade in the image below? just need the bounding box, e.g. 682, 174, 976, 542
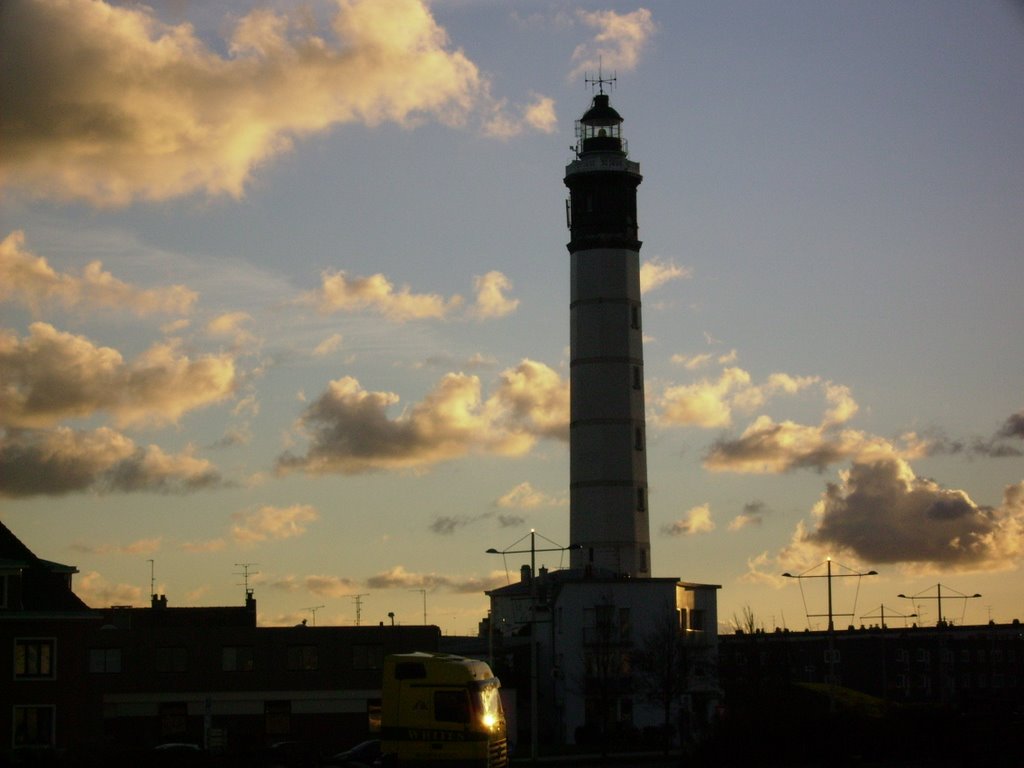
1, 519, 439, 761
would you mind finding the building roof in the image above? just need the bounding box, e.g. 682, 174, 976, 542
0, 518, 90, 612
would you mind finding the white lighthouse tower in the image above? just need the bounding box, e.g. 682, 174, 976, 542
564, 84, 651, 578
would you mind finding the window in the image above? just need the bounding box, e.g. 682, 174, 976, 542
222, 646, 254, 672
632, 366, 642, 390
353, 644, 384, 671
916, 649, 930, 663
286, 645, 318, 671
630, 305, 640, 330
14, 639, 55, 679
634, 428, 644, 451
89, 648, 122, 673
639, 548, 647, 574
13, 706, 54, 747
434, 690, 470, 723
0, 575, 8, 608
156, 646, 188, 673
636, 487, 645, 511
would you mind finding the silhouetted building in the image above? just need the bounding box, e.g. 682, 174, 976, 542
720, 621, 1024, 711
1, 519, 440, 761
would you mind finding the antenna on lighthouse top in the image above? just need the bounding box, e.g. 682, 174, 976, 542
585, 58, 617, 95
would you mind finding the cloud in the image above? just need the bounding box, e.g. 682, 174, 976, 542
640, 258, 690, 295
70, 537, 162, 556
0, 0, 503, 206
428, 508, 527, 535
469, 271, 520, 319
304, 574, 360, 598
312, 333, 344, 357
803, 458, 1024, 571
670, 350, 739, 371
656, 366, 818, 430
276, 359, 568, 475
366, 564, 506, 594
729, 501, 768, 531
0, 323, 237, 429
76, 571, 144, 607
662, 503, 715, 536
483, 94, 557, 138
180, 538, 227, 553
0, 427, 222, 497
230, 504, 319, 544
570, 8, 656, 79
998, 410, 1024, 440
0, 231, 197, 315
495, 481, 564, 509
305, 269, 462, 321
206, 311, 259, 350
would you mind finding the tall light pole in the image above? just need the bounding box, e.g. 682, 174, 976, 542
783, 559, 877, 707
898, 584, 981, 627
487, 530, 579, 764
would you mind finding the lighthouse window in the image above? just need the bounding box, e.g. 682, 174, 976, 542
636, 488, 646, 511
632, 366, 641, 390
631, 305, 640, 330
635, 428, 644, 451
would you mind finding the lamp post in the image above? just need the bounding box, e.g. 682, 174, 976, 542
782, 559, 877, 708
898, 584, 981, 627
486, 530, 580, 764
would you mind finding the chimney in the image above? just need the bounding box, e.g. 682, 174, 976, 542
151, 594, 168, 609
520, 564, 532, 584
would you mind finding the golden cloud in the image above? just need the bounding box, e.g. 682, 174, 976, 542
0, 231, 197, 315
0, 0, 497, 205
0, 323, 236, 428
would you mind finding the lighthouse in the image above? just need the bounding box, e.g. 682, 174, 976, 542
564, 86, 651, 578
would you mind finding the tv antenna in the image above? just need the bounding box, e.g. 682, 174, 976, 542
233, 562, 259, 598
585, 58, 617, 94
147, 559, 156, 599
302, 605, 325, 626
352, 594, 369, 626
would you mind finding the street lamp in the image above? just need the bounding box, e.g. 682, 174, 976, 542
898, 584, 981, 627
782, 558, 877, 709
486, 530, 579, 764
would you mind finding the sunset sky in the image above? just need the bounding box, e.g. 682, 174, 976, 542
2, 0, 1022, 634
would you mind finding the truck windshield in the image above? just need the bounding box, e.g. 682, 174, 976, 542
471, 680, 503, 731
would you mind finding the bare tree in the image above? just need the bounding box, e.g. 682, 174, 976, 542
633, 600, 684, 752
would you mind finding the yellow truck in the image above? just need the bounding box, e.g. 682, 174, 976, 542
380, 652, 508, 768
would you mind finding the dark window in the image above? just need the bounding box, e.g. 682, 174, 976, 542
636, 487, 645, 511
89, 648, 122, 673
0, 575, 8, 608
434, 690, 470, 723
631, 305, 640, 330
632, 366, 642, 390
14, 639, 55, 679
222, 646, 254, 672
13, 706, 54, 747
286, 645, 318, 671
635, 427, 644, 451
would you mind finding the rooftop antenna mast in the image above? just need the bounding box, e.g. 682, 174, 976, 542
233, 562, 259, 599
302, 605, 325, 626
147, 559, 156, 599
585, 57, 617, 94
352, 593, 369, 626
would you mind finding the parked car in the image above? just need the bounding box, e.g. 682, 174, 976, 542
324, 739, 381, 767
